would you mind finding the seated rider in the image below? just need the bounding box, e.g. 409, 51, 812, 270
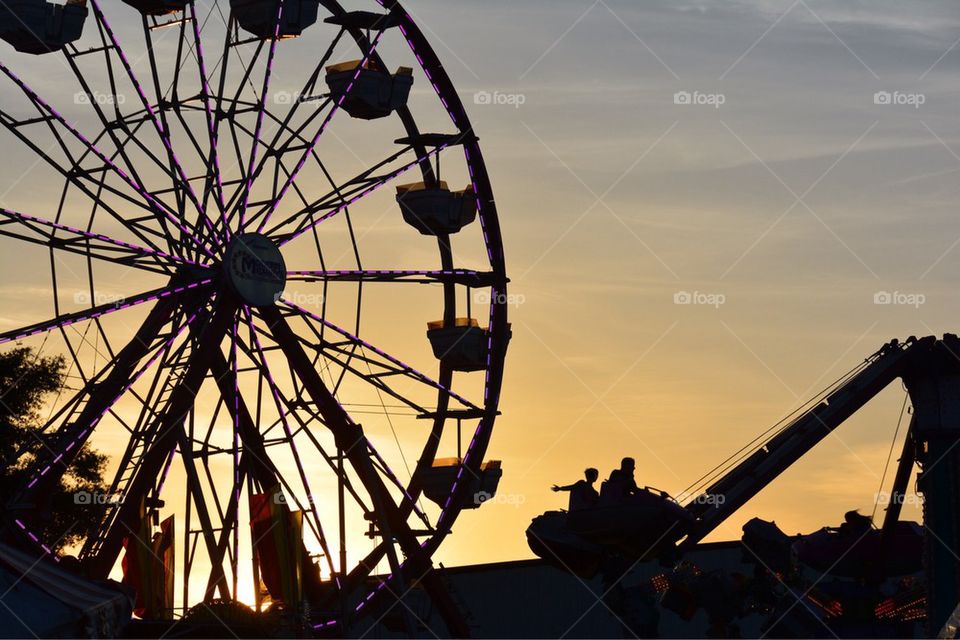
600, 457, 639, 505
552, 468, 600, 511
838, 510, 872, 536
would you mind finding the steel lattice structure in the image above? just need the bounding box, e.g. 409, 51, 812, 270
0, 0, 508, 632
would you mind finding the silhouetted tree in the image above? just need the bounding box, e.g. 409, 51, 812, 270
0, 346, 108, 551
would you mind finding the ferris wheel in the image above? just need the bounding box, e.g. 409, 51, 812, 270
0, 0, 508, 633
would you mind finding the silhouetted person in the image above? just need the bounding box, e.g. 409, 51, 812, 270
552, 468, 599, 511
601, 457, 639, 505
839, 509, 872, 536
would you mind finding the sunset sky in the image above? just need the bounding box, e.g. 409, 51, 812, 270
0, 0, 958, 608
414, 0, 959, 565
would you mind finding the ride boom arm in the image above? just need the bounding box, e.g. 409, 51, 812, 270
679, 337, 928, 550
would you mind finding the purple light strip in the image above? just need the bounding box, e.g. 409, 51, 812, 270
253, 29, 386, 234
90, 1, 218, 245
278, 298, 478, 410
277, 144, 448, 247
190, 3, 228, 231
230, 316, 241, 577
0, 279, 212, 346
0, 207, 197, 267
23, 301, 207, 490
0, 63, 216, 260
286, 269, 480, 280
237, 0, 285, 230
13, 519, 55, 559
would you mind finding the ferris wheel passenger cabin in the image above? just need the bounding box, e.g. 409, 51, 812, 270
120, 0, 189, 15
325, 60, 414, 120
420, 457, 503, 510
396, 181, 478, 235
0, 0, 87, 55
230, 0, 321, 39
426, 318, 493, 372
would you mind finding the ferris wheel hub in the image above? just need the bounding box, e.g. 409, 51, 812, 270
223, 233, 287, 307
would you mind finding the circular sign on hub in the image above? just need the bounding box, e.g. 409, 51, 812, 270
224, 234, 286, 307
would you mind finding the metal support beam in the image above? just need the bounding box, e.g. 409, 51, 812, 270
259, 305, 470, 637
84, 297, 236, 579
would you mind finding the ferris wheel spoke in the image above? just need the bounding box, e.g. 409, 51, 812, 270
187, 3, 228, 224
235, 316, 374, 515
0, 207, 195, 275
276, 299, 481, 412
299, 331, 432, 418
256, 142, 411, 238
258, 305, 443, 577
0, 104, 182, 257
61, 56, 185, 223
88, 1, 218, 250
366, 440, 431, 528
257, 312, 465, 635
274, 142, 450, 247
139, 16, 225, 258
0, 279, 213, 346
234, 1, 287, 232
251, 29, 386, 235
239, 306, 337, 561
237, 30, 345, 207
0, 62, 216, 261
286, 268, 500, 287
